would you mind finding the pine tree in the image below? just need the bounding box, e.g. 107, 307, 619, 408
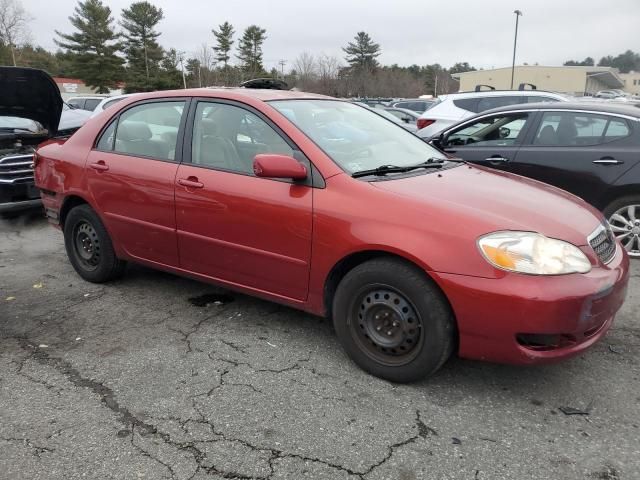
343, 31, 381, 72
212, 21, 234, 68
55, 0, 123, 93
236, 25, 266, 77
120, 1, 164, 92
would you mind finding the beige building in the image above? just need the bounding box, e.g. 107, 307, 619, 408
451, 66, 625, 96
619, 71, 640, 95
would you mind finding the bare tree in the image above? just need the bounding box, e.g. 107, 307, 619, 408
0, 0, 33, 66
293, 51, 317, 90
195, 42, 215, 86
316, 53, 341, 95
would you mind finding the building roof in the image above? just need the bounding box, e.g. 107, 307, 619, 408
451, 65, 625, 89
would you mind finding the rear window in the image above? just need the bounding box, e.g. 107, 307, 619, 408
453, 98, 480, 113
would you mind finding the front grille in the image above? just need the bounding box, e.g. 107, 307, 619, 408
0, 153, 35, 185
589, 224, 617, 264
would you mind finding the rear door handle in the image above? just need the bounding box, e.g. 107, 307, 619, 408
89, 161, 109, 172
593, 158, 624, 165
484, 156, 509, 163
177, 177, 204, 189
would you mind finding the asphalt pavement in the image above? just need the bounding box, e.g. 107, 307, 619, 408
0, 215, 638, 480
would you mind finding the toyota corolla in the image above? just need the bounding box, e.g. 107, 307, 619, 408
33, 85, 629, 382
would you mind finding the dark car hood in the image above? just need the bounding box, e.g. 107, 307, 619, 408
0, 67, 63, 134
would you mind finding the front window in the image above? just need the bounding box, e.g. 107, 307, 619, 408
270, 100, 446, 174
445, 113, 530, 147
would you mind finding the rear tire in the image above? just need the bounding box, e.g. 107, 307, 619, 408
63, 204, 126, 282
332, 258, 455, 383
604, 196, 640, 258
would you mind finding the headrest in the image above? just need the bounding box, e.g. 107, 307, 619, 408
200, 117, 218, 136
118, 121, 152, 141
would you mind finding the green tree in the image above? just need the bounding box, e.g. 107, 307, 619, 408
120, 1, 164, 92
236, 25, 266, 77
55, 0, 123, 93
343, 31, 381, 72
564, 57, 594, 66
212, 21, 234, 68
449, 62, 476, 74
158, 47, 183, 89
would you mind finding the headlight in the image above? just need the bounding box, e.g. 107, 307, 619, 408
478, 231, 591, 275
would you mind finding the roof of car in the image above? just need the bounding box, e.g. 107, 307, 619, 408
126, 87, 332, 102
481, 101, 640, 117
442, 90, 566, 100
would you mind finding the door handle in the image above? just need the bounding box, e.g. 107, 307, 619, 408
89, 161, 109, 172
484, 156, 509, 163
178, 177, 204, 189
593, 158, 624, 165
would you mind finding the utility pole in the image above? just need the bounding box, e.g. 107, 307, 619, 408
278, 59, 287, 79
511, 10, 523, 90
177, 51, 187, 89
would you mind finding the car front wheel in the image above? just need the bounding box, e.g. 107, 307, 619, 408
63, 204, 126, 282
605, 196, 640, 258
332, 258, 455, 383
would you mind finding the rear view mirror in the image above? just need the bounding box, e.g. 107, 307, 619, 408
253, 154, 307, 180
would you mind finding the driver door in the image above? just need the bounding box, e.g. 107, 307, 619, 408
438, 112, 534, 171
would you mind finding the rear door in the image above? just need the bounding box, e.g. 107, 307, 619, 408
508, 110, 640, 208
85, 99, 187, 266
439, 111, 534, 172
174, 99, 313, 301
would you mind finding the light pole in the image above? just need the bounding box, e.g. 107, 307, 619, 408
510, 9, 523, 90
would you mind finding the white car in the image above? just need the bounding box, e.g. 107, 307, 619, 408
67, 95, 109, 111
90, 93, 142, 118
416, 90, 568, 139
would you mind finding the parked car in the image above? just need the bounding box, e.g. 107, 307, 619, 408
90, 93, 140, 118
34, 88, 629, 382
594, 90, 626, 99
0, 67, 91, 215
353, 102, 418, 133
416, 90, 568, 139
429, 102, 640, 257
384, 107, 420, 126
67, 95, 109, 111
387, 98, 435, 113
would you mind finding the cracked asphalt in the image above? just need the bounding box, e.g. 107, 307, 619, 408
0, 215, 639, 480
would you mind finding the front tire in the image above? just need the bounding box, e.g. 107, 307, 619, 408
332, 258, 455, 383
63, 204, 126, 282
604, 196, 640, 258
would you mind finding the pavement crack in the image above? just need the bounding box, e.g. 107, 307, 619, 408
1, 437, 54, 458
415, 410, 438, 438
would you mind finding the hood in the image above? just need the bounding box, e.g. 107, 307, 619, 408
371, 164, 604, 247
0, 67, 63, 134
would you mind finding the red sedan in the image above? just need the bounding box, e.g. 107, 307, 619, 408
34, 87, 629, 382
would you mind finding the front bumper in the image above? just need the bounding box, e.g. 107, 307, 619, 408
432, 246, 630, 364
0, 182, 42, 213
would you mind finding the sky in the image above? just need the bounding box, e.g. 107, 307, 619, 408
20, 0, 640, 71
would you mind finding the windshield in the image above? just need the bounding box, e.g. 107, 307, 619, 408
270, 100, 446, 174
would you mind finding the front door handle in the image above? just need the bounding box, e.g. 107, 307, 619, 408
485, 156, 509, 163
177, 177, 204, 189
89, 161, 109, 172
593, 158, 624, 165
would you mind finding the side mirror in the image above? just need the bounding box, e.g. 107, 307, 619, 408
401, 117, 410, 124
253, 154, 308, 180
431, 132, 445, 147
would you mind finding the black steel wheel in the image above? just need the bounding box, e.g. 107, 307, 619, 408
63, 204, 126, 282
333, 257, 455, 383
351, 286, 423, 366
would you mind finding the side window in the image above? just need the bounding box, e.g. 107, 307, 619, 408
533, 112, 615, 146
68, 99, 83, 109
603, 118, 630, 140
96, 121, 117, 151
191, 102, 293, 175
113, 101, 185, 160
476, 95, 527, 112
453, 98, 480, 113
446, 114, 530, 147
84, 98, 101, 111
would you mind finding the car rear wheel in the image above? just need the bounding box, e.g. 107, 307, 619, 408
605, 196, 640, 258
332, 258, 455, 383
63, 204, 126, 282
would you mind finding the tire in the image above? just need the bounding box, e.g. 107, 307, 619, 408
332, 258, 455, 383
604, 195, 640, 258
63, 204, 126, 282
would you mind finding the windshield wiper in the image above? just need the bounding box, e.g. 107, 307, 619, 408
351, 158, 446, 178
